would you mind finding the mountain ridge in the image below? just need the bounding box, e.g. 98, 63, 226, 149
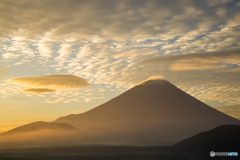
54, 79, 240, 145
0, 121, 79, 136
1, 79, 240, 146
174, 124, 240, 154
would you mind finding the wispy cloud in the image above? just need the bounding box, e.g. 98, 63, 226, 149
147, 75, 165, 80
138, 48, 240, 71
0, 68, 9, 75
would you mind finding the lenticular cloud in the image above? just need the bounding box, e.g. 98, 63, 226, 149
6, 75, 90, 94
21, 88, 56, 94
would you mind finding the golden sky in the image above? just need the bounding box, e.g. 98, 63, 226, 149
1, 0, 240, 132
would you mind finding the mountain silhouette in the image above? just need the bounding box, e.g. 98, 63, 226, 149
53, 79, 240, 145
0, 121, 84, 147
1, 121, 79, 136
174, 125, 240, 155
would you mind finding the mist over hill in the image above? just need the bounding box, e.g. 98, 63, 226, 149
1, 79, 240, 147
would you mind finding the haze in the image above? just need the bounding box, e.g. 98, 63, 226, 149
1, 0, 240, 134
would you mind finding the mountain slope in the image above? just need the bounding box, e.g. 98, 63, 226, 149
1, 121, 79, 136
174, 125, 240, 154
0, 121, 85, 147
55, 79, 240, 145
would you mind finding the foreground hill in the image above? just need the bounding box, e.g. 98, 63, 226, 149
54, 79, 240, 145
174, 125, 240, 155
0, 121, 83, 147
1, 121, 79, 136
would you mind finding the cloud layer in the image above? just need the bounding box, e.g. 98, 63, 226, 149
21, 88, 56, 94
6, 75, 90, 94
0, 0, 240, 106
139, 48, 240, 71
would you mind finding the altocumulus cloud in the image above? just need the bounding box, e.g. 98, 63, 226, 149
6, 75, 90, 94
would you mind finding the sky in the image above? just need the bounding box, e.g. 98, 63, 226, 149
1, 0, 240, 133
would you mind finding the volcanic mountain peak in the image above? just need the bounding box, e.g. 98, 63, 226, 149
138, 79, 171, 86
3, 78, 240, 147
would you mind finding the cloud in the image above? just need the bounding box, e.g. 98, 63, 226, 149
147, 75, 165, 80
43, 97, 65, 104
43, 97, 82, 104
138, 48, 240, 71
114, 48, 159, 58
0, 0, 240, 107
208, 0, 233, 6
177, 83, 240, 107
214, 105, 240, 120
138, 75, 165, 85
6, 75, 90, 94
170, 59, 224, 71
0, 68, 9, 76
21, 88, 56, 94
2, 52, 20, 59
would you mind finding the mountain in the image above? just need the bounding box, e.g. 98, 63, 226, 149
174, 125, 240, 154
1, 121, 79, 136
54, 79, 240, 145
0, 121, 84, 147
